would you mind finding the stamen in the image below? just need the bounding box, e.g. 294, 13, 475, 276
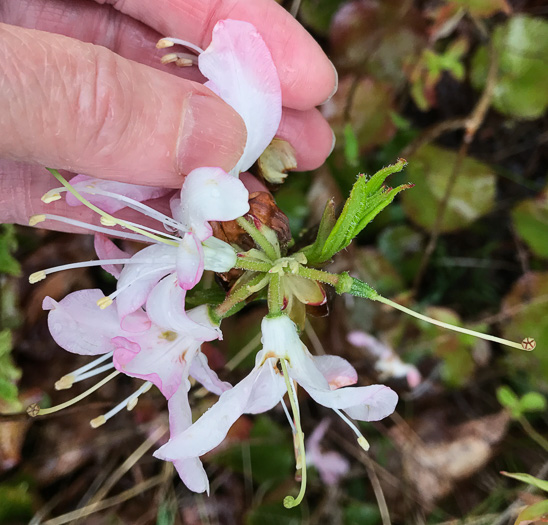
29, 213, 154, 243
99, 217, 181, 242
45, 185, 183, 231
376, 295, 534, 352
333, 408, 370, 451
280, 359, 307, 509
29, 258, 164, 285
90, 381, 153, 428
27, 371, 120, 417
156, 37, 204, 55
55, 362, 115, 390
46, 169, 178, 247
61, 352, 114, 382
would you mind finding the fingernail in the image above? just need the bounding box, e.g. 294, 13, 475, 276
321, 61, 339, 105
177, 94, 246, 175
329, 129, 336, 156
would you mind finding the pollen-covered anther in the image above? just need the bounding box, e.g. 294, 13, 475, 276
160, 53, 179, 64
90, 415, 106, 428
156, 38, 175, 49
521, 337, 536, 351
97, 297, 113, 309
29, 214, 46, 226
175, 57, 193, 67
29, 271, 46, 284
55, 374, 75, 390
41, 191, 61, 203
358, 436, 370, 452
100, 216, 117, 227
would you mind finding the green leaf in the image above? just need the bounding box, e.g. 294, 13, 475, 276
400, 144, 496, 233
519, 392, 547, 413
0, 330, 22, 410
501, 471, 548, 493
496, 386, 520, 410
302, 199, 337, 263
315, 160, 409, 262
502, 271, 548, 391
344, 503, 382, 525
514, 499, 548, 524
471, 15, 548, 119
0, 224, 21, 277
0, 482, 33, 523
512, 191, 548, 259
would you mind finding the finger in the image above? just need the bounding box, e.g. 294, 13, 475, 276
0, 24, 246, 186
98, 0, 337, 110
277, 108, 335, 172
0, 0, 205, 84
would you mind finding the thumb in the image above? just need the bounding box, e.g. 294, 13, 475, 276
0, 23, 246, 187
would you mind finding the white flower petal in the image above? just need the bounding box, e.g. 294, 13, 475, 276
176, 233, 204, 290
178, 167, 249, 240
202, 236, 237, 272
199, 20, 282, 174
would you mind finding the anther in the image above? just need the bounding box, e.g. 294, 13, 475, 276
90, 415, 106, 428
29, 271, 46, 284
29, 214, 46, 226
55, 374, 75, 390
97, 297, 113, 309
175, 58, 193, 67
156, 38, 175, 49
358, 436, 370, 451
161, 53, 179, 64
100, 216, 117, 227
41, 191, 61, 203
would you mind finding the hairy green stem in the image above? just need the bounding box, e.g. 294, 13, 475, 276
214, 273, 270, 319
234, 257, 272, 273
236, 217, 278, 261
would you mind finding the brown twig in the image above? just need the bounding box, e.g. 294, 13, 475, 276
412, 41, 499, 294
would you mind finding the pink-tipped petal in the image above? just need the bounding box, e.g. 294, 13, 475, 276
154, 365, 265, 461
178, 167, 250, 240
94, 234, 130, 278
199, 20, 282, 174
176, 233, 204, 290
312, 355, 358, 389
44, 290, 122, 355
65, 175, 170, 213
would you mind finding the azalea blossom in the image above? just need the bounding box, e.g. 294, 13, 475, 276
154, 315, 398, 489
36, 19, 283, 327
42, 288, 229, 492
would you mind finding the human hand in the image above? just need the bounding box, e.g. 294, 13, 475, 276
0, 0, 336, 225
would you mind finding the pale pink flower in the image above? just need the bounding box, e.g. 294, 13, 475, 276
154, 315, 398, 470
43, 289, 229, 493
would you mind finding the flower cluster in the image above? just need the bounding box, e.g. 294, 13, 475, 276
27, 19, 533, 507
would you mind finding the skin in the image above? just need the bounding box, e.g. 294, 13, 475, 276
0, 0, 337, 226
